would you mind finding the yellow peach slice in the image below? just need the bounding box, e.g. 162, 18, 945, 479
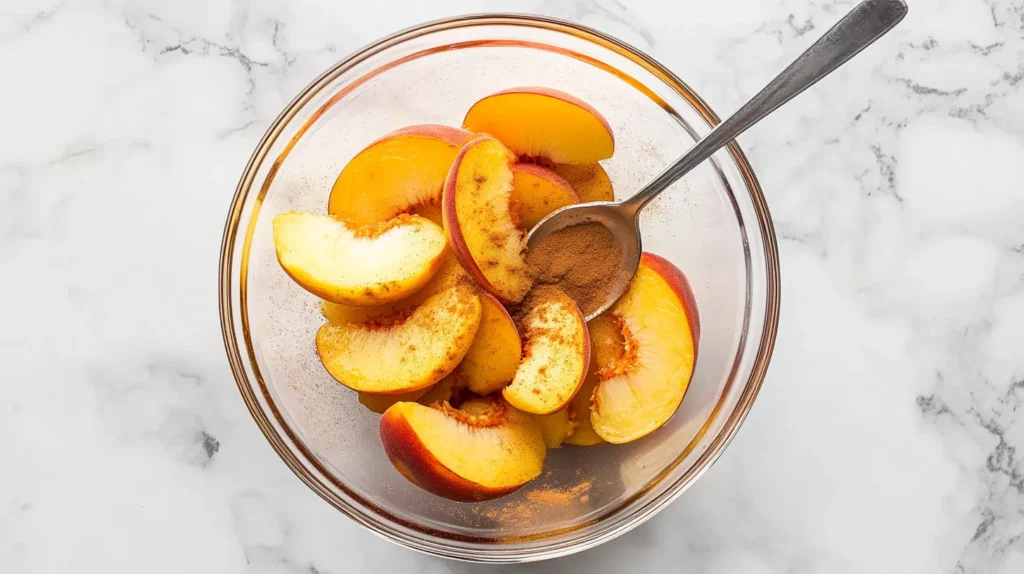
510, 164, 579, 229
591, 253, 700, 443
459, 292, 522, 395
552, 163, 615, 203
316, 284, 482, 394
320, 252, 467, 325
463, 87, 614, 164
273, 213, 446, 305
329, 125, 473, 226
503, 288, 591, 415
379, 397, 546, 501
442, 135, 532, 303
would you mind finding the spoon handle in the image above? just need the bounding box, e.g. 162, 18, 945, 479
621, 0, 907, 214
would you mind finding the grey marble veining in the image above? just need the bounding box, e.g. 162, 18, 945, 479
2, 0, 1023, 572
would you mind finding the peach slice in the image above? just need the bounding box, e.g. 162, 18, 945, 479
320, 252, 468, 325
533, 408, 574, 448
510, 164, 579, 229
459, 292, 522, 395
463, 87, 614, 164
564, 373, 604, 447
552, 163, 615, 203
590, 253, 700, 444
358, 388, 428, 415
443, 135, 532, 303
564, 315, 620, 447
379, 397, 546, 501
273, 213, 446, 305
503, 288, 591, 415
328, 125, 473, 226
316, 284, 482, 394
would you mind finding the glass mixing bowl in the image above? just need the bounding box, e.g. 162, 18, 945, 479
219, 14, 780, 563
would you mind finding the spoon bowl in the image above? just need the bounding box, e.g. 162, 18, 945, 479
525, 201, 640, 320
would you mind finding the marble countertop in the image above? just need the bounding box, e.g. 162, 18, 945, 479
3, 0, 1023, 572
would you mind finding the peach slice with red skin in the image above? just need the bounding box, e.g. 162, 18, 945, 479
316, 284, 482, 394
329, 124, 473, 226
510, 164, 579, 229
379, 397, 546, 501
552, 163, 615, 203
503, 288, 591, 415
463, 87, 614, 164
443, 135, 532, 303
458, 292, 523, 395
590, 253, 700, 443
273, 212, 446, 305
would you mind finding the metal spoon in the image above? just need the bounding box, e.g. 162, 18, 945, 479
527, 0, 908, 320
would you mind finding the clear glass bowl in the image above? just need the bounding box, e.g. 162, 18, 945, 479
219, 14, 780, 563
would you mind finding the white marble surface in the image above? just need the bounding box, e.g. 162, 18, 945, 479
2, 0, 1023, 572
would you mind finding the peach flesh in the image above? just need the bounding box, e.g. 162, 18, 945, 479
590, 253, 699, 443
510, 164, 579, 229
329, 124, 473, 226
463, 87, 614, 164
316, 285, 482, 394
379, 398, 545, 501
442, 135, 532, 303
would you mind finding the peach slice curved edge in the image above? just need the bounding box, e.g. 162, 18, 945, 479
463, 87, 614, 164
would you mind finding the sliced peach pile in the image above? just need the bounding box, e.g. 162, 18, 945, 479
590, 253, 700, 443
503, 288, 590, 415
329, 125, 473, 226
271, 88, 704, 502
273, 213, 446, 305
379, 397, 546, 501
316, 284, 481, 394
463, 87, 614, 164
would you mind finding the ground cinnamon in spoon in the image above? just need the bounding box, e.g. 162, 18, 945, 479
525, 222, 623, 317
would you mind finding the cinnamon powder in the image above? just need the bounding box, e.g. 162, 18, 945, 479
525, 223, 623, 317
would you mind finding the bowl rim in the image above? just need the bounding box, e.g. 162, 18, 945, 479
219, 12, 780, 563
